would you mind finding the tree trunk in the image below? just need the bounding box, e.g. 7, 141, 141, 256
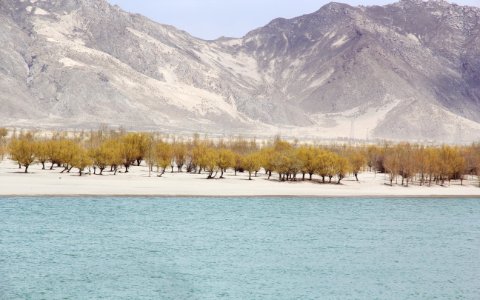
158, 169, 166, 177
24, 165, 29, 173
41, 162, 45, 170
355, 173, 359, 181
207, 171, 217, 179
249, 171, 252, 180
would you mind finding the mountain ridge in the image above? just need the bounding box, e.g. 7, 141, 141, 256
1, 0, 479, 142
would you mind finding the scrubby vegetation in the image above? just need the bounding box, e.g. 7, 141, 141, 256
1, 127, 480, 187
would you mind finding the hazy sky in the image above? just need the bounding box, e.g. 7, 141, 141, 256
107, 0, 480, 40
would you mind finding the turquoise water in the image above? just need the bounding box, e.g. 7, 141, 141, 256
0, 197, 479, 299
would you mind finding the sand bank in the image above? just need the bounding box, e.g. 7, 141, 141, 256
1, 159, 480, 197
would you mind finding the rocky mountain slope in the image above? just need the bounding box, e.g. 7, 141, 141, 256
1, 0, 479, 142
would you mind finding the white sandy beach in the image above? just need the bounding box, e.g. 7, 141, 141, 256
1, 159, 480, 197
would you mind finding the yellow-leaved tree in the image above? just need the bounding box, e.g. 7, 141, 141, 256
154, 141, 173, 177
9, 135, 36, 173
71, 148, 93, 176
242, 152, 262, 180
198, 147, 219, 179
34, 140, 50, 170
217, 148, 235, 179
347, 148, 366, 182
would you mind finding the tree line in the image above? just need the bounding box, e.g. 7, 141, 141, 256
2, 128, 480, 187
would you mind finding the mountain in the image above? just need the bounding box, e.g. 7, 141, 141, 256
1, 0, 479, 142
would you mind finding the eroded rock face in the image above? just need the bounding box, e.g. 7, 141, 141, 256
1, 0, 479, 142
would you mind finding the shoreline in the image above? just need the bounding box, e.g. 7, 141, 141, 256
2, 159, 480, 198
2, 194, 480, 199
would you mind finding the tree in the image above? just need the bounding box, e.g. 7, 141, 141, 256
34, 140, 50, 170
173, 143, 187, 172
425, 147, 439, 186
259, 146, 275, 179
191, 142, 209, 174
58, 140, 82, 173
415, 146, 428, 186
242, 152, 262, 180
288, 149, 303, 181
202, 148, 220, 179
233, 152, 243, 176
217, 148, 235, 178
71, 148, 93, 176
397, 143, 415, 187
119, 133, 147, 172
348, 149, 366, 181
272, 150, 291, 181
475, 151, 480, 187
134, 133, 150, 166
297, 146, 318, 181
450, 148, 467, 185
144, 135, 155, 177
383, 147, 400, 186
103, 139, 124, 175
325, 153, 337, 183
335, 156, 350, 184
45, 140, 64, 170
316, 150, 335, 183
9, 137, 36, 173
154, 141, 173, 177
438, 146, 465, 185
366, 145, 386, 173
90, 141, 117, 175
